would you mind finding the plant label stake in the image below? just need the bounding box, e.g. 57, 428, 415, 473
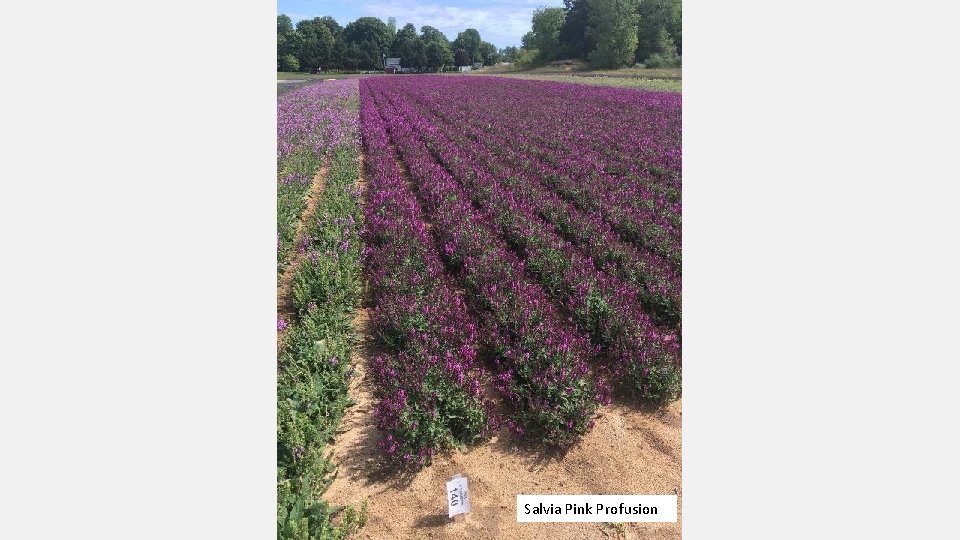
447, 474, 470, 519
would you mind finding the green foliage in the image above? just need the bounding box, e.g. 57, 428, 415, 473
530, 7, 567, 63
521, 31, 535, 50
620, 348, 681, 403
452, 28, 483, 64
278, 141, 366, 539
514, 48, 540, 68
479, 41, 499, 66
499, 46, 519, 63
317, 16, 343, 38
343, 16, 392, 54
391, 23, 425, 70
292, 149, 363, 313
278, 15, 302, 69
419, 25, 449, 47
277, 150, 322, 269
278, 14, 294, 36
424, 41, 454, 71
559, 0, 593, 59
641, 27, 680, 67
643, 52, 680, 69
297, 21, 336, 72
276, 13, 504, 72
280, 54, 301, 73
635, 0, 682, 63
586, 0, 640, 69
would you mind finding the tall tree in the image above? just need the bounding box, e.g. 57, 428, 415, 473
421, 25, 453, 71
667, 0, 681, 54
277, 14, 293, 36
296, 18, 336, 72
586, 0, 640, 69
343, 17, 392, 60
454, 48, 471, 67
559, 0, 592, 60
392, 23, 425, 69
530, 7, 566, 62
499, 46, 519, 63
424, 41, 454, 71
452, 28, 483, 64
635, 0, 681, 62
479, 41, 499, 65
277, 15, 297, 69
359, 39, 381, 70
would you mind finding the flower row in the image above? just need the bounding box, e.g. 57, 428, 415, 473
367, 84, 606, 444
359, 90, 491, 465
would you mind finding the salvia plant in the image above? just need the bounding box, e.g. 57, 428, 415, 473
277, 80, 368, 539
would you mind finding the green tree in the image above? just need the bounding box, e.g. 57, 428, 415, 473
586, 0, 640, 69
343, 41, 362, 71
635, 0, 681, 63
359, 39, 382, 70
420, 25, 450, 47
666, 0, 681, 54
343, 17, 392, 59
521, 31, 535, 50
296, 18, 336, 72
514, 48, 540, 68
277, 14, 293, 36
316, 16, 343, 40
454, 48, 471, 67
392, 23, 425, 70
277, 15, 297, 70
559, 0, 593, 60
530, 7, 566, 62
453, 28, 483, 64
479, 41, 499, 65
279, 54, 300, 72
500, 46, 519, 63
420, 25, 453, 71
424, 41, 454, 71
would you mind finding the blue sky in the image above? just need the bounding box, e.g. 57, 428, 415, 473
277, 0, 564, 49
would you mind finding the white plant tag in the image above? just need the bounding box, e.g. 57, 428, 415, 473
446, 474, 470, 518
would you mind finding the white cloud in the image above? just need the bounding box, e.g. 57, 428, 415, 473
362, 0, 563, 48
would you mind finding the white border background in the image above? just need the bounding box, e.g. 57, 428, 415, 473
1, 1, 958, 538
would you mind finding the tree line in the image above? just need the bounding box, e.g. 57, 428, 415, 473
277, 15, 504, 73
520, 0, 681, 69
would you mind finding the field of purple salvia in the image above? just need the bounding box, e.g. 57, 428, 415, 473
277, 75, 683, 537
357, 76, 682, 458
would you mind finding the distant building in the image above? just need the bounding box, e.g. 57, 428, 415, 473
472, 62, 483, 69
385, 57, 401, 74
459, 65, 472, 72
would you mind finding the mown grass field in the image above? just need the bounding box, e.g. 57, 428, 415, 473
475, 72, 681, 92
